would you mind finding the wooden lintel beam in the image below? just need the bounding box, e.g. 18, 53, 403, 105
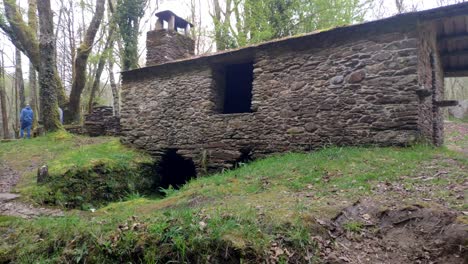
445, 69, 468, 77
434, 100, 458, 107
438, 32, 468, 42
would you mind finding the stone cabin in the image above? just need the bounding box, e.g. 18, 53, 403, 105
121, 5, 468, 183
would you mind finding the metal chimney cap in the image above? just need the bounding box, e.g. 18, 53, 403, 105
155, 10, 194, 28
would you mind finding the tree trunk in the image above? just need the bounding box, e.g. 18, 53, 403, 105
29, 63, 39, 128
14, 58, 19, 138
37, 0, 62, 131
15, 49, 25, 109
1, 0, 67, 107
88, 28, 115, 113
67, 0, 106, 123
28, 0, 39, 129
0, 52, 10, 139
108, 58, 120, 117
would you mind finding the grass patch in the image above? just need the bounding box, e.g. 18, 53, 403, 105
0, 131, 155, 208
343, 221, 364, 233
2, 142, 466, 263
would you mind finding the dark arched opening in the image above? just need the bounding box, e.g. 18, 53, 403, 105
157, 149, 196, 189
233, 147, 253, 168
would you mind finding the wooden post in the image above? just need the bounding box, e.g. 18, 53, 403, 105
155, 18, 164, 30
168, 15, 175, 31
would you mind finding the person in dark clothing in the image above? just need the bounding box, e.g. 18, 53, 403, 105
20, 104, 34, 139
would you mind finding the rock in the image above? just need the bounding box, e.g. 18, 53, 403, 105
0, 193, 20, 202
330, 75, 344, 85
305, 123, 319, 133
373, 52, 392, 62
37, 165, 49, 184
448, 100, 468, 119
287, 127, 305, 134
291, 81, 306, 91
347, 70, 366, 83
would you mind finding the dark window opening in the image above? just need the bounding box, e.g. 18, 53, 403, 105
157, 149, 196, 189
214, 62, 254, 114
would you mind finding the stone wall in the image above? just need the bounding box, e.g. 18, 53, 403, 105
84, 106, 121, 137
122, 24, 433, 173
417, 23, 445, 146
146, 30, 195, 66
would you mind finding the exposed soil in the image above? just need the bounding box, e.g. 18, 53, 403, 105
314, 122, 468, 264
320, 199, 467, 264
0, 162, 63, 219
0, 163, 19, 193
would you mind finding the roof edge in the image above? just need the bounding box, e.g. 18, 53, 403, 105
124, 2, 468, 76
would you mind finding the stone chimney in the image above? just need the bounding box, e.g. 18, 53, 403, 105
146, 11, 195, 66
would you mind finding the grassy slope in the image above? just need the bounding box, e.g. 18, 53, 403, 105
0, 128, 467, 263
0, 131, 151, 203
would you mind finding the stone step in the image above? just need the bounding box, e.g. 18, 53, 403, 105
0, 193, 20, 202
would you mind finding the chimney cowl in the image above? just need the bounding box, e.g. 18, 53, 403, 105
154, 10, 193, 34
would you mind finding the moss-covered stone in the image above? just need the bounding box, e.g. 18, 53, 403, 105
35, 161, 158, 209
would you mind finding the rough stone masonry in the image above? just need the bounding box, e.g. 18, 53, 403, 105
120, 5, 468, 174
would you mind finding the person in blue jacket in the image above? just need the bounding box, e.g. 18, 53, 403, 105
20, 104, 34, 139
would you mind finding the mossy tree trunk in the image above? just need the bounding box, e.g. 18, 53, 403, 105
37, 0, 62, 131
0, 52, 10, 139
28, 0, 39, 129
15, 49, 25, 109
0, 0, 67, 108
115, 0, 147, 71
67, 0, 106, 123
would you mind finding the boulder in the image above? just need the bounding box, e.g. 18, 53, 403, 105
448, 100, 468, 119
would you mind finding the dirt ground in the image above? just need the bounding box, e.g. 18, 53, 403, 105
318, 122, 468, 264
445, 121, 468, 155
0, 162, 62, 219
320, 200, 467, 264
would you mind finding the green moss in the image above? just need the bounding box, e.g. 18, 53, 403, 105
0, 132, 153, 207
35, 160, 158, 209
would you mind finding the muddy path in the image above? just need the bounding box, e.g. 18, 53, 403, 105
0, 162, 63, 219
